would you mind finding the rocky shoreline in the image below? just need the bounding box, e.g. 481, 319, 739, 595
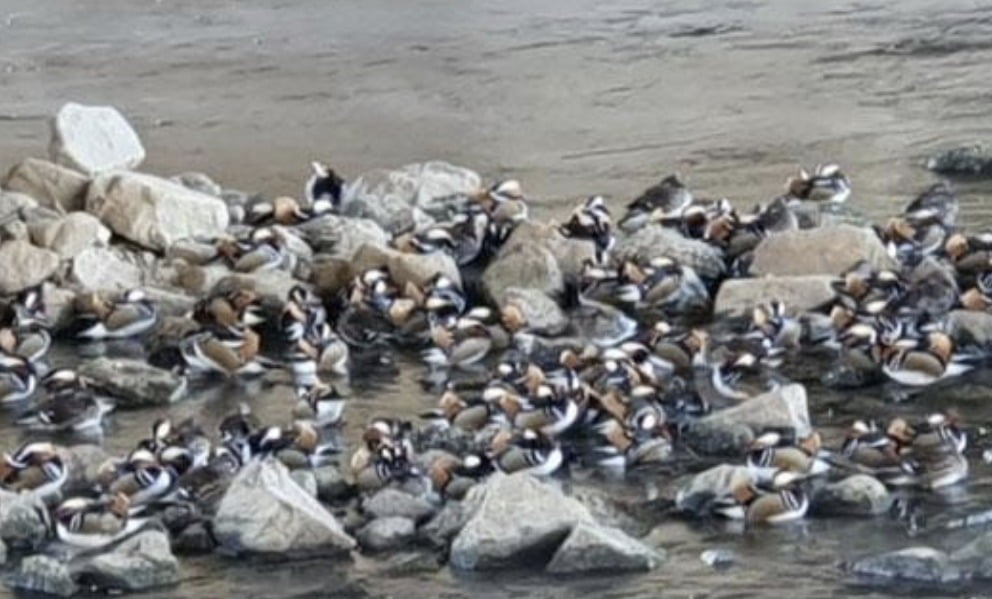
1, 102, 992, 596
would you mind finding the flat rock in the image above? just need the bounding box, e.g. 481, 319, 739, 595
847, 547, 964, 583
715, 275, 835, 316
0, 491, 48, 550
409, 161, 481, 218
75, 530, 180, 592
812, 474, 892, 517
614, 225, 726, 281
750, 225, 895, 276
926, 143, 992, 176
49, 102, 145, 175
675, 465, 755, 515
86, 171, 229, 252
546, 522, 660, 573
3, 157, 89, 212
357, 516, 416, 552
482, 242, 563, 305
362, 488, 436, 523
352, 243, 461, 289
4, 555, 78, 597
78, 358, 187, 408
0, 240, 60, 294
294, 214, 389, 256
67, 246, 148, 291
30, 212, 111, 259
449, 472, 593, 570
684, 384, 811, 454
213, 458, 356, 556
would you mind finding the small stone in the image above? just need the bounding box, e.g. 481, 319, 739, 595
546, 522, 660, 573
926, 143, 992, 176
2, 157, 89, 212
946, 310, 992, 347
501, 220, 598, 279
847, 546, 964, 583
501, 287, 569, 336
700, 548, 736, 568
714, 275, 836, 316
209, 270, 299, 312
4, 555, 78, 597
419, 500, 474, 549
141, 286, 196, 318
49, 102, 145, 174
0, 190, 38, 220
750, 225, 896, 277
813, 474, 892, 517
362, 488, 436, 523
75, 530, 180, 592
380, 551, 443, 575
0, 220, 29, 242
29, 212, 111, 259
313, 465, 353, 503
357, 517, 416, 552
67, 246, 147, 291
0, 240, 60, 294
78, 358, 187, 408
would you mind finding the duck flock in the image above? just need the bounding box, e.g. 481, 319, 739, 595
0, 159, 988, 552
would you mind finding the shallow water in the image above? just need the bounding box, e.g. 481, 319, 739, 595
4, 0, 992, 597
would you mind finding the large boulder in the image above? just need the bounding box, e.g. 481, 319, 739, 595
684, 384, 811, 454
714, 275, 835, 316
86, 171, 229, 252
357, 517, 416, 552
0, 240, 60, 294
750, 225, 895, 276
546, 522, 661, 573
449, 473, 594, 570
48, 102, 145, 175
351, 243, 461, 289
482, 242, 563, 305
847, 547, 964, 584
0, 491, 48, 550
2, 157, 89, 212
294, 214, 389, 256
812, 474, 892, 517
501, 221, 598, 279
30, 212, 111, 259
501, 287, 569, 336
4, 555, 78, 597
614, 225, 726, 281
362, 488, 436, 523
78, 358, 187, 408
213, 458, 356, 556
74, 530, 180, 592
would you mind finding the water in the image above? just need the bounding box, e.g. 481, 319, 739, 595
4, 0, 992, 597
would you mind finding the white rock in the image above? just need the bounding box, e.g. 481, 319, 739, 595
68, 246, 147, 291
48, 102, 145, 175
750, 225, 896, 276
0, 240, 60, 295
2, 157, 90, 212
546, 522, 660, 573
29, 212, 110, 259
714, 275, 836, 316
86, 171, 229, 252
0, 190, 38, 220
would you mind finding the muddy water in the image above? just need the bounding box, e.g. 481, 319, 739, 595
4, 0, 992, 597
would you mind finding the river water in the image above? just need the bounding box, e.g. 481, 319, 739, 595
3, 0, 992, 597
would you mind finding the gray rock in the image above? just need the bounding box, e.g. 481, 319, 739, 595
410, 161, 481, 217
0, 190, 39, 220
4, 555, 78, 597
41, 282, 77, 330
2, 157, 89, 212
0, 220, 30, 242
449, 472, 593, 570
30, 212, 111, 259
419, 499, 474, 548
141, 286, 196, 318
380, 550, 443, 575
946, 310, 992, 347
352, 243, 462, 289
271, 225, 314, 264
311, 256, 354, 299
362, 488, 436, 523
0, 240, 60, 294
482, 242, 563, 305
78, 358, 187, 408
950, 530, 992, 578
0, 491, 48, 550
0, 537, 5, 565
213, 458, 356, 556
170, 172, 222, 197
171, 522, 216, 555
49, 102, 145, 175
675, 465, 755, 515
700, 548, 736, 568
847, 547, 964, 583
74, 530, 180, 592
501, 221, 598, 279
208, 270, 299, 311
165, 238, 219, 265
56, 444, 111, 494
750, 225, 895, 277
546, 522, 660, 573
294, 214, 389, 256
614, 225, 726, 281
926, 143, 992, 176
714, 275, 835, 316
357, 516, 416, 552
313, 465, 353, 503
684, 384, 811, 454
86, 171, 229, 252
290, 469, 318, 498
813, 474, 892, 517
67, 246, 147, 291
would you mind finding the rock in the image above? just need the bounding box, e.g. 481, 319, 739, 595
30, 212, 111, 259
950, 530, 992, 578
700, 548, 736, 568
905, 257, 959, 317
41, 283, 76, 330
213, 458, 356, 556
142, 287, 196, 318
290, 469, 318, 498
271, 225, 314, 264
750, 225, 895, 277
49, 102, 145, 175
946, 310, 992, 347
684, 384, 812, 454
311, 256, 354, 299
78, 358, 187, 408
614, 225, 726, 281
357, 517, 416, 552
0, 190, 38, 220
171, 522, 216, 555
675, 465, 755, 515
170, 172, 222, 197
449, 472, 593, 570
410, 161, 481, 216
294, 214, 389, 256
0, 491, 48, 550
313, 465, 353, 503
75, 530, 180, 592
57, 444, 111, 493
419, 499, 475, 549
546, 522, 660, 573
165, 239, 219, 265
86, 171, 229, 252
0, 538, 5, 565
0, 240, 60, 294
847, 547, 964, 583
926, 143, 992, 176
0, 221, 29, 243
501, 221, 598, 279
380, 551, 443, 575
352, 243, 462, 289
209, 270, 299, 311
482, 243, 563, 305
67, 246, 146, 291
362, 488, 436, 523
3, 157, 89, 212
4, 555, 78, 597
813, 475, 892, 517
714, 275, 835, 316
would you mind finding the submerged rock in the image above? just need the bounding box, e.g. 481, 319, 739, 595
30, 212, 111, 259
714, 275, 835, 316
78, 358, 187, 408
750, 225, 895, 276
0, 491, 48, 550
49, 102, 145, 175
171, 522, 216, 555
86, 171, 229, 252
614, 225, 726, 281
362, 488, 436, 523
213, 458, 356, 556
813, 474, 892, 517
357, 517, 416, 552
847, 547, 964, 583
4, 555, 78, 597
546, 522, 660, 574
3, 157, 89, 212
74, 530, 180, 592
0, 240, 60, 294
684, 384, 811, 454
926, 143, 992, 176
